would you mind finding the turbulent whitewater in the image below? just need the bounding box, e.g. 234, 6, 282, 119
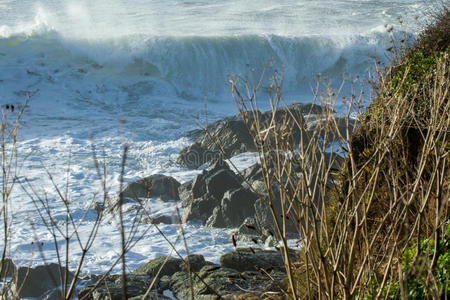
0, 0, 436, 274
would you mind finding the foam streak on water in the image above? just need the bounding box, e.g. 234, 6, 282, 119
0, 0, 437, 274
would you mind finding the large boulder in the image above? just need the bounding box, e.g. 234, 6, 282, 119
120, 174, 180, 201
181, 158, 242, 224
177, 103, 312, 169
177, 115, 256, 169
232, 217, 267, 245
12, 263, 74, 298
179, 254, 211, 273
180, 151, 343, 233
206, 187, 257, 228
252, 193, 298, 237
240, 164, 299, 237
220, 248, 297, 272
237, 151, 344, 240
182, 195, 222, 224
134, 256, 183, 277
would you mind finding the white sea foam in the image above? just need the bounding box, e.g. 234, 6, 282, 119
0, 0, 437, 274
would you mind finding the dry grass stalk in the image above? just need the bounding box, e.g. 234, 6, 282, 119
228, 47, 448, 298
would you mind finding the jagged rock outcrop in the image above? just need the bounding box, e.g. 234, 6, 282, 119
177, 103, 321, 169
179, 158, 300, 239
206, 187, 257, 228
181, 158, 242, 224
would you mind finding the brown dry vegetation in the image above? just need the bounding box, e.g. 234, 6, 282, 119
230, 6, 449, 299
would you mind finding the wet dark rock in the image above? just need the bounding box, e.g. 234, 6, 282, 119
242, 163, 263, 184
177, 103, 317, 169
306, 115, 358, 143
177, 115, 256, 169
185, 157, 237, 202
0, 258, 16, 279
179, 254, 211, 273
253, 192, 298, 236
120, 174, 180, 201
181, 159, 297, 234
134, 256, 183, 277
220, 248, 297, 273
232, 217, 265, 244
206, 169, 242, 200
181, 151, 343, 234
107, 174, 181, 213
78, 274, 161, 300
182, 194, 222, 224
178, 181, 193, 207
181, 159, 242, 224
206, 187, 258, 228
290, 103, 334, 115
236, 217, 260, 236
169, 263, 286, 299
13, 263, 74, 298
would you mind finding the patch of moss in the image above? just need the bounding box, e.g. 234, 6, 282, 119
391, 49, 438, 93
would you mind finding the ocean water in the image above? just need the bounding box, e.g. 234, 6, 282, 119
0, 0, 437, 275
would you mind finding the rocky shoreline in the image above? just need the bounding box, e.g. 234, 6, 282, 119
79, 248, 296, 299
4, 248, 293, 299
6, 103, 351, 299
